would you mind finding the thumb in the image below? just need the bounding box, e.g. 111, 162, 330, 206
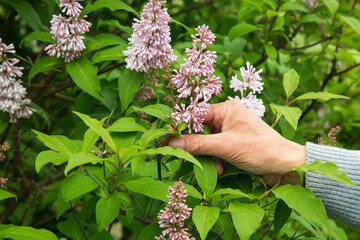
169, 133, 224, 156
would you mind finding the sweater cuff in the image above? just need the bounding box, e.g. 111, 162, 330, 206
305, 142, 360, 229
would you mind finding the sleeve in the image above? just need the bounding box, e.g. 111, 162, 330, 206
305, 142, 360, 230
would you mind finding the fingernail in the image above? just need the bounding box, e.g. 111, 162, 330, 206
169, 138, 185, 149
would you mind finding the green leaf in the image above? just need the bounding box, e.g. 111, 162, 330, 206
73, 111, 116, 151
81, 0, 139, 18
169, 17, 194, 34
32, 130, 72, 156
280, 2, 308, 12
294, 92, 349, 101
118, 69, 143, 109
62, 173, 99, 201
0, 190, 17, 201
20, 32, 55, 47
108, 118, 146, 133
65, 152, 110, 176
340, 16, 360, 35
66, 58, 102, 99
96, 194, 121, 231
57, 182, 70, 219
0, 225, 58, 240
92, 45, 126, 64
1, 0, 46, 32
97, 20, 133, 34
82, 129, 99, 153
229, 23, 259, 41
218, 214, 234, 240
321, 0, 339, 14
137, 224, 162, 240
283, 69, 299, 98
272, 184, 328, 229
138, 146, 202, 169
131, 104, 173, 121
193, 206, 220, 240
273, 199, 292, 236
264, 44, 277, 60
212, 188, 251, 199
289, 160, 358, 188
229, 202, 265, 240
29, 56, 63, 80
124, 177, 168, 202
35, 150, 68, 173
139, 129, 169, 147
194, 156, 217, 196
86, 33, 126, 52
270, 104, 302, 130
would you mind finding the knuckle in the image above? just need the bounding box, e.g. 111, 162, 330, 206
188, 136, 204, 154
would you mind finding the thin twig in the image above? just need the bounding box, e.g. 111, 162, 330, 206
170, 1, 214, 17
69, 201, 88, 240
284, 36, 332, 51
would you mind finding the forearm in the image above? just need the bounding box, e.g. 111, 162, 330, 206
305, 142, 360, 230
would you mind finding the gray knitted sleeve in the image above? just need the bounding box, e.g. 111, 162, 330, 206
305, 142, 360, 230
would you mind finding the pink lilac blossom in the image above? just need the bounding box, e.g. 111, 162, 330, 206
124, 0, 177, 72
228, 62, 265, 118
0, 39, 34, 122
170, 25, 222, 133
156, 181, 194, 240
0, 177, 7, 187
318, 126, 341, 147
45, 0, 91, 62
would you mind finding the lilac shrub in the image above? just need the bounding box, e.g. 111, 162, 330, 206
170, 25, 222, 133
156, 181, 194, 240
0, 39, 34, 122
45, 0, 91, 62
228, 62, 265, 117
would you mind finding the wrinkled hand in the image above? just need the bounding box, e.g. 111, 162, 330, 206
162, 100, 306, 185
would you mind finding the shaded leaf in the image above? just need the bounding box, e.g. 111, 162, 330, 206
212, 188, 251, 199
321, 0, 339, 14
29, 56, 63, 80
20, 32, 55, 47
273, 199, 292, 236
118, 69, 143, 109
86, 33, 126, 52
81, 0, 139, 18
0, 190, 17, 201
66, 58, 102, 99
229, 23, 259, 41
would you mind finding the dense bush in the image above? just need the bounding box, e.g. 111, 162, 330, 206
0, 0, 360, 239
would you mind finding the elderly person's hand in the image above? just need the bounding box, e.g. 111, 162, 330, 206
162, 100, 306, 185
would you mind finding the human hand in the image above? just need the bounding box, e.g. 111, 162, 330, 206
162, 100, 306, 185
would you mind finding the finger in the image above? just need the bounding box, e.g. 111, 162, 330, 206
169, 133, 227, 157
160, 134, 171, 147
214, 157, 224, 176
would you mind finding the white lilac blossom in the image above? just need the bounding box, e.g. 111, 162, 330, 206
170, 25, 222, 133
156, 181, 194, 240
124, 0, 177, 72
45, 0, 91, 62
0, 39, 34, 122
228, 62, 265, 118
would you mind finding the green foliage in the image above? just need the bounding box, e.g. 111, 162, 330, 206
1, 0, 360, 239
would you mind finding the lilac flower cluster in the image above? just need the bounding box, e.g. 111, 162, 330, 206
0, 142, 10, 187
228, 62, 265, 117
156, 181, 194, 240
170, 25, 222, 133
318, 126, 341, 147
124, 0, 177, 72
0, 39, 34, 122
45, 0, 91, 62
